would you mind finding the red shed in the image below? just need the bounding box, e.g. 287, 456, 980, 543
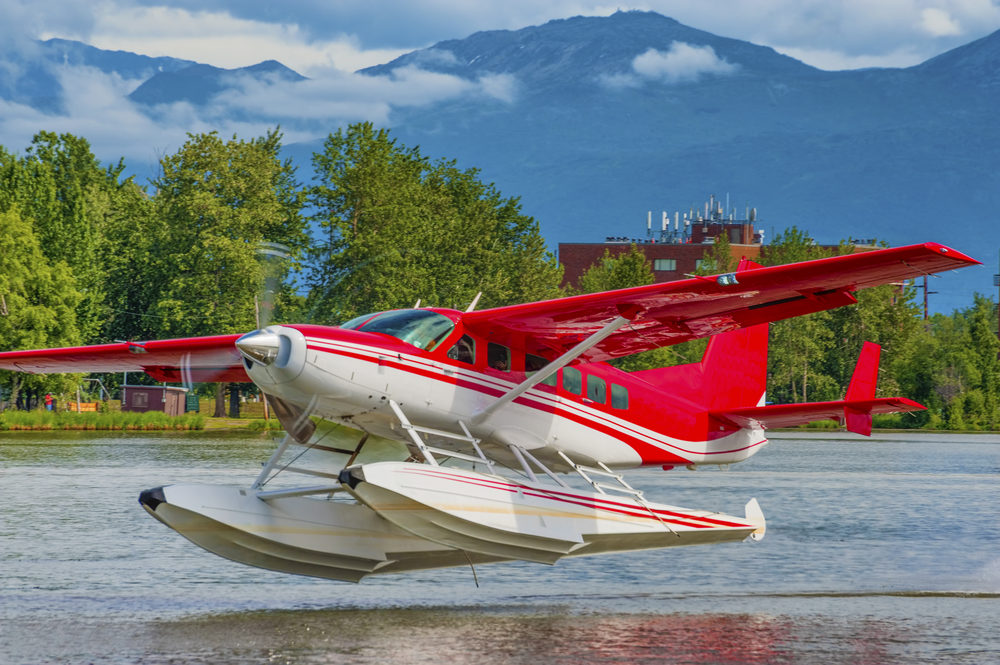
121, 385, 188, 416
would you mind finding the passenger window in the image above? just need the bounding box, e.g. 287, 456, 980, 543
611, 383, 629, 409
562, 366, 582, 395
587, 375, 607, 404
487, 342, 510, 372
525, 354, 547, 374
527, 353, 556, 386
446, 335, 475, 365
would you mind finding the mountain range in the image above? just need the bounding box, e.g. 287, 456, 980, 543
1, 10, 997, 310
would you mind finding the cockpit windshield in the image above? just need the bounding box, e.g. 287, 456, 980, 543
340, 309, 456, 351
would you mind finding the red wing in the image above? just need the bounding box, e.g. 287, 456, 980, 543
0, 334, 249, 383
462, 242, 978, 361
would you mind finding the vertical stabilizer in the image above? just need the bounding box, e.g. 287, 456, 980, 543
844, 341, 881, 436
699, 323, 769, 410
698, 257, 768, 410
631, 258, 769, 410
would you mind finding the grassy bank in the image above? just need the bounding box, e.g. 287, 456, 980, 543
0, 410, 205, 431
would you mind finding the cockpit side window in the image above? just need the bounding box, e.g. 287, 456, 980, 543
353, 310, 456, 351
447, 335, 476, 364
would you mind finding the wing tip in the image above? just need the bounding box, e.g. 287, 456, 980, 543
922, 242, 981, 266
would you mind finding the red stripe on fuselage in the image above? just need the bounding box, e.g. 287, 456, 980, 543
303, 338, 764, 463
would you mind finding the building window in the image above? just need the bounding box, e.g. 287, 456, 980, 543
562, 366, 582, 395
695, 259, 707, 270
586, 375, 607, 404
653, 258, 676, 271
611, 384, 629, 410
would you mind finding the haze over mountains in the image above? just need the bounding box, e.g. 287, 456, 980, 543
1, 10, 996, 310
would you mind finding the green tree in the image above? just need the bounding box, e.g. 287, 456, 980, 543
694, 232, 734, 275
0, 207, 82, 406
760, 227, 838, 402
573, 245, 655, 294
98, 179, 159, 342
146, 130, 306, 338
1, 133, 130, 343
894, 295, 1000, 430
146, 130, 306, 416
307, 123, 562, 322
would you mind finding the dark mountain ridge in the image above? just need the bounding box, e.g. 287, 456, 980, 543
362, 11, 815, 87
128, 59, 305, 106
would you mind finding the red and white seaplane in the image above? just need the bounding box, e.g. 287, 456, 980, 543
0, 243, 978, 581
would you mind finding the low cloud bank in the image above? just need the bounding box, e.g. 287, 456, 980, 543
0, 57, 519, 171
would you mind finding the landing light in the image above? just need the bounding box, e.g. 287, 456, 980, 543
716, 273, 739, 286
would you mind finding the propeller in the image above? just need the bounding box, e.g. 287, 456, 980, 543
255, 241, 291, 331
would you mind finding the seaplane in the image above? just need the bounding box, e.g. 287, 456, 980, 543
0, 243, 978, 582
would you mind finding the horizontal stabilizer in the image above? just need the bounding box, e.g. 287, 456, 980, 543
711, 340, 923, 436
712, 397, 925, 435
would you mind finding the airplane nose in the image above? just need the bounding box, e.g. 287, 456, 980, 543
236, 330, 283, 366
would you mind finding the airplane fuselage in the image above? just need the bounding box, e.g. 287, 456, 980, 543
242, 312, 768, 471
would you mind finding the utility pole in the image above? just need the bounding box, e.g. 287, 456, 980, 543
916, 275, 937, 320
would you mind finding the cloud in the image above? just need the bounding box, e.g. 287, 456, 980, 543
685, 0, 1000, 69
39, 4, 409, 75
0, 63, 203, 172
0, 0, 95, 50
920, 7, 963, 36
201, 64, 518, 128
774, 46, 928, 71
406, 48, 461, 69
633, 43, 739, 82
602, 42, 738, 88
477, 73, 518, 104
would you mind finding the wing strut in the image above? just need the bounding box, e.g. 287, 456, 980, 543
470, 313, 635, 425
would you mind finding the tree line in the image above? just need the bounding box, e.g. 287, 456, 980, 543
0, 124, 996, 428
576, 236, 999, 430
0, 124, 561, 413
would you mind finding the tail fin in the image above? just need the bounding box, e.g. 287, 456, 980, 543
843, 341, 880, 435
699, 323, 769, 410
712, 341, 925, 436
632, 258, 768, 410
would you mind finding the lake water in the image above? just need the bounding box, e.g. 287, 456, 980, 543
1, 431, 998, 664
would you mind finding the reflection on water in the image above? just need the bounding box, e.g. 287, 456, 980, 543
1, 432, 999, 664
6, 603, 999, 665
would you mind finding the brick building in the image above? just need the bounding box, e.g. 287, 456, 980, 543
560, 232, 763, 286
560, 196, 765, 286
